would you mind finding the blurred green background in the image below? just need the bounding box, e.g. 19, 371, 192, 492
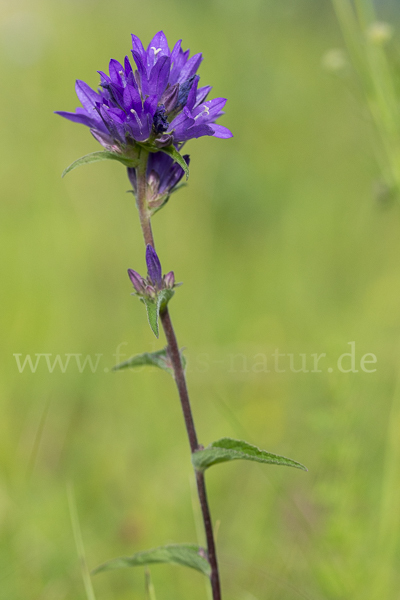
1, 0, 400, 598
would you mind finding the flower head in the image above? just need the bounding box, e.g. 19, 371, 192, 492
56, 31, 232, 151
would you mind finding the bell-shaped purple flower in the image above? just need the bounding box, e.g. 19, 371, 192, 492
56, 32, 232, 150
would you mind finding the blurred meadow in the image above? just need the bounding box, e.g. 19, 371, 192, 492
2, 0, 400, 598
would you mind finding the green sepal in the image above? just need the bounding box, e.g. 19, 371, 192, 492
92, 544, 210, 578
62, 151, 140, 177
192, 437, 307, 473
141, 289, 175, 338
112, 348, 186, 376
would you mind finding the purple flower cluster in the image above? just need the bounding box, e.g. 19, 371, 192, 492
128, 245, 177, 300
56, 31, 232, 150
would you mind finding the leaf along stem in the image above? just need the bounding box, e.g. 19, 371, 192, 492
132, 154, 222, 600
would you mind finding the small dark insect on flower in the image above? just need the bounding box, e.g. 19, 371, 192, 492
56, 31, 232, 151
128, 244, 179, 300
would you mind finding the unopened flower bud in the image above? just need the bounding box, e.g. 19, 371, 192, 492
161, 83, 179, 114
148, 170, 160, 198
145, 284, 156, 298
146, 244, 163, 287
164, 271, 175, 288
127, 269, 145, 293
155, 133, 174, 148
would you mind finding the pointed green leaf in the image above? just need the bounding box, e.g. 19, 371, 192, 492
142, 298, 159, 338
92, 544, 210, 577
112, 348, 186, 375
158, 145, 189, 180
141, 289, 175, 339
157, 288, 174, 312
113, 348, 171, 373
192, 438, 307, 472
62, 151, 139, 177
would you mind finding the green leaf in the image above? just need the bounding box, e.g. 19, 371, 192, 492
192, 438, 307, 472
142, 297, 159, 338
158, 145, 190, 180
62, 151, 139, 177
92, 544, 210, 578
157, 288, 174, 312
141, 289, 175, 339
112, 348, 186, 376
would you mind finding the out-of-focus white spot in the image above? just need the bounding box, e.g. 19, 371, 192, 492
0, 11, 52, 66
321, 48, 347, 72
367, 21, 394, 45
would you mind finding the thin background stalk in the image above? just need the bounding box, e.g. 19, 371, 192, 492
132, 150, 222, 600
332, 2, 400, 596
332, 0, 400, 194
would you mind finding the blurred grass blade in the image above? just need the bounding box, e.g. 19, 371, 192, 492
145, 568, 157, 600
113, 348, 186, 375
92, 544, 210, 577
67, 484, 97, 600
192, 438, 307, 472
62, 151, 139, 177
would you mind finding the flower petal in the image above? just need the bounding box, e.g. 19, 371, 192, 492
131, 34, 146, 62
147, 31, 170, 56
149, 55, 171, 99
174, 123, 214, 142
144, 94, 159, 117
209, 124, 233, 139
75, 80, 100, 112
55, 110, 96, 128
109, 59, 125, 85
177, 53, 202, 83
195, 86, 212, 106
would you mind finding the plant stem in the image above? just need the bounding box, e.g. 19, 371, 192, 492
135, 150, 155, 247
132, 155, 222, 600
